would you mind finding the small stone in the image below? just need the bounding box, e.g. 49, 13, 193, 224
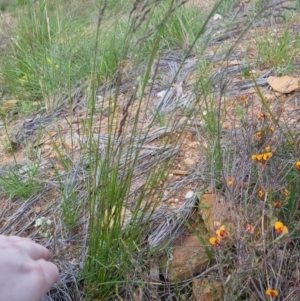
292, 269, 300, 280
213, 14, 222, 21
168, 198, 175, 204
179, 117, 188, 125
185, 190, 194, 199
183, 158, 196, 169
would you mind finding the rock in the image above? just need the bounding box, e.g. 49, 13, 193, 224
185, 190, 194, 199
179, 116, 188, 125
183, 158, 196, 169
198, 193, 235, 237
192, 278, 224, 301
292, 268, 300, 280
160, 233, 210, 281
212, 14, 222, 21
267, 76, 299, 94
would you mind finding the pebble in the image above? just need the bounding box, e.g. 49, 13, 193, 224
185, 190, 194, 199
213, 14, 222, 21
183, 158, 196, 169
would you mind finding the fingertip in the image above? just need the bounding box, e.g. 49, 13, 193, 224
38, 259, 59, 287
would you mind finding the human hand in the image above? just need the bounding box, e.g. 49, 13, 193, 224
0, 235, 58, 301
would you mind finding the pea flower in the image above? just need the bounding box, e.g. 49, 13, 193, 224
273, 202, 281, 208
258, 189, 264, 198
216, 225, 229, 239
283, 189, 289, 197
251, 152, 272, 162
227, 177, 234, 186
209, 237, 220, 247
274, 221, 288, 235
266, 289, 279, 297
246, 224, 254, 234
257, 112, 268, 119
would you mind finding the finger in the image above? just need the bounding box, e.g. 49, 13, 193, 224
16, 240, 52, 261
0, 235, 32, 243
37, 259, 59, 289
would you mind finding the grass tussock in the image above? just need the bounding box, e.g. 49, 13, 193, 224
0, 0, 300, 300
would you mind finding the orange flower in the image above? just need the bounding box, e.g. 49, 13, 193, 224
246, 224, 254, 234
296, 161, 300, 170
252, 154, 263, 161
273, 202, 281, 208
262, 152, 272, 161
216, 225, 229, 239
209, 237, 220, 247
274, 221, 288, 235
228, 177, 234, 186
258, 189, 264, 198
266, 289, 279, 297
257, 112, 268, 120
238, 95, 249, 104
252, 153, 272, 162
253, 131, 264, 139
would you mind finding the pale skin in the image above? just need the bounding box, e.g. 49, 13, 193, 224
0, 235, 59, 301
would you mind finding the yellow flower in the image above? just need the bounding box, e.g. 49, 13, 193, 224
251, 154, 263, 161
257, 112, 268, 120
262, 152, 272, 161
265, 146, 271, 152
216, 225, 229, 239
252, 153, 272, 162
258, 189, 264, 198
283, 189, 289, 197
253, 131, 264, 139
228, 177, 234, 186
259, 154, 265, 161
46, 58, 52, 64
266, 289, 279, 297
238, 95, 248, 104
19, 74, 28, 85
55, 64, 59, 69
296, 161, 300, 170
209, 237, 220, 247
269, 126, 275, 132
274, 221, 288, 235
